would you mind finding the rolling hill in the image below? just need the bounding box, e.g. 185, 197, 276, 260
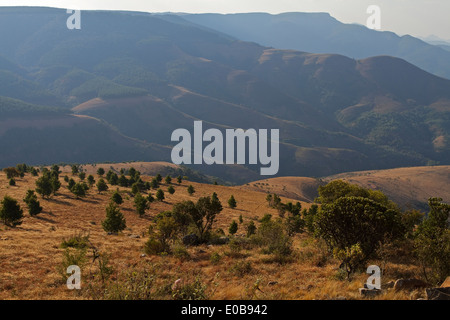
0, 7, 449, 183
241, 166, 450, 211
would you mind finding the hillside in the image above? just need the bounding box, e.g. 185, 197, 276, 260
0, 165, 429, 300
0, 8, 449, 182
242, 166, 450, 211
184, 12, 450, 80
324, 166, 450, 211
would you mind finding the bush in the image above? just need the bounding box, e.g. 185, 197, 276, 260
253, 218, 293, 261
414, 198, 450, 285
187, 185, 195, 195
9, 178, 16, 186
59, 248, 87, 282
315, 196, 404, 274
210, 252, 222, 265
144, 236, 166, 255
61, 232, 91, 249
172, 243, 190, 261
168, 186, 175, 195
230, 261, 253, 276
172, 278, 208, 300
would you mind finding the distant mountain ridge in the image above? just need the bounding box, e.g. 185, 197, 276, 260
0, 7, 448, 183
183, 12, 450, 80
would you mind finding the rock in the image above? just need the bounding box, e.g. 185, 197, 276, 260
140, 254, 146, 258
426, 287, 450, 300
383, 281, 395, 289
440, 276, 450, 288
268, 281, 278, 286
394, 279, 429, 291
332, 296, 347, 300
182, 234, 199, 246
129, 234, 140, 239
359, 288, 382, 297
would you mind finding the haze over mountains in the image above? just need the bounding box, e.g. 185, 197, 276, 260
0, 7, 449, 183
184, 12, 450, 80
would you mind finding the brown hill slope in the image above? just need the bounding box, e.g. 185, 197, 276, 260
241, 166, 450, 211
324, 166, 450, 210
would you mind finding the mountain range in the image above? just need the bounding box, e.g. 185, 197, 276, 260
0, 7, 449, 183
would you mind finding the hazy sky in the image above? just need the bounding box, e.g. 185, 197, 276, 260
0, 0, 448, 40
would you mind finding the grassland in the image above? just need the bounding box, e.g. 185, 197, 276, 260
0, 163, 433, 300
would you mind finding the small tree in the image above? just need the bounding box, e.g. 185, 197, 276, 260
97, 168, 105, 176
134, 193, 149, 217
23, 190, 43, 216
156, 189, 165, 202
3, 167, 20, 179
187, 185, 195, 196
9, 178, 16, 186
177, 176, 182, 184
168, 186, 175, 195
71, 183, 87, 199
97, 178, 109, 194
414, 198, 450, 285
155, 173, 162, 183
118, 175, 128, 187
71, 165, 79, 176
229, 220, 238, 235
0, 196, 23, 227
165, 175, 172, 185
111, 190, 123, 205
131, 183, 140, 195
150, 178, 159, 189
228, 195, 237, 209
87, 175, 95, 186
102, 202, 126, 233
246, 221, 257, 237
315, 196, 403, 276
35, 173, 53, 198
78, 172, 86, 181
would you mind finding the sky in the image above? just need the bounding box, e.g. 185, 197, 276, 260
0, 0, 449, 41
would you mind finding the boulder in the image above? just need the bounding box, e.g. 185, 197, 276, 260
182, 233, 199, 246
426, 287, 450, 300
394, 279, 429, 291
359, 288, 382, 297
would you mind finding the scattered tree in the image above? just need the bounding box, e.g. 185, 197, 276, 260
134, 193, 149, 217
23, 190, 43, 216
187, 185, 195, 196
228, 195, 237, 209
102, 202, 126, 233
96, 178, 109, 194
229, 220, 238, 235
156, 189, 165, 202
111, 190, 123, 205
0, 196, 23, 227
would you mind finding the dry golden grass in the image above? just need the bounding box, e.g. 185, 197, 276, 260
0, 164, 426, 300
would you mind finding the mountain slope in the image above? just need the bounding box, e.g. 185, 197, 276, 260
0, 8, 449, 182
183, 12, 450, 80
